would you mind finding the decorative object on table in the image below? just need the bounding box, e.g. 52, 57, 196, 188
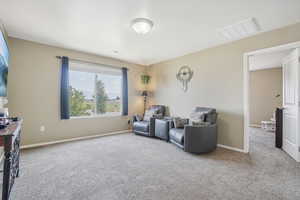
141, 74, 151, 85
176, 65, 193, 92
141, 90, 148, 113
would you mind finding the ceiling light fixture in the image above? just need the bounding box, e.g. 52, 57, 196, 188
131, 18, 154, 34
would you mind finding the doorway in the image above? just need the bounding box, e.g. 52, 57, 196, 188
243, 41, 300, 162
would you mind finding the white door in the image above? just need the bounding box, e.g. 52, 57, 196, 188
282, 48, 300, 162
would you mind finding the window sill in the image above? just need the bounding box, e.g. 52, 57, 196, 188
70, 113, 123, 120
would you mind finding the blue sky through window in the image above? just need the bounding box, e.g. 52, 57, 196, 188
69, 70, 121, 99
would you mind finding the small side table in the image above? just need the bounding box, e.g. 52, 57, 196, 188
261, 120, 275, 132
155, 119, 171, 142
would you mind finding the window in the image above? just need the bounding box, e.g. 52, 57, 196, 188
69, 61, 122, 118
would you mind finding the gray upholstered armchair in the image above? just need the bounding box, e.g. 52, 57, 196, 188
132, 105, 166, 137
169, 107, 218, 153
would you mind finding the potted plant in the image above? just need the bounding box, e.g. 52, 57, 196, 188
141, 74, 151, 84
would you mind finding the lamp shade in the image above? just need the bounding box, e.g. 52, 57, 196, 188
141, 90, 148, 97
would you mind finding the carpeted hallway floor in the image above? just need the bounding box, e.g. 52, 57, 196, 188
10, 128, 300, 200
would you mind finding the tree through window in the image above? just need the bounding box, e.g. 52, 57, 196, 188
69, 61, 122, 117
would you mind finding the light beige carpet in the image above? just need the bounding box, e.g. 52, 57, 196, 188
11, 128, 300, 200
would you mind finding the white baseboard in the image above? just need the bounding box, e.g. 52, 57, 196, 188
217, 144, 246, 153
20, 130, 247, 154
21, 130, 131, 149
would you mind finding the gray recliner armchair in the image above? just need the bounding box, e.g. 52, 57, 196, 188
169, 107, 218, 153
133, 105, 166, 137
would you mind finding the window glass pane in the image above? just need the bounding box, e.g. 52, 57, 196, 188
69, 70, 95, 117
69, 62, 122, 118
95, 73, 122, 115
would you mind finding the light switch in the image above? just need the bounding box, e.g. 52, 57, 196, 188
40, 126, 45, 132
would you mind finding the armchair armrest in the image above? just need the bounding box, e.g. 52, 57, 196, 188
149, 115, 166, 137
133, 114, 144, 123
132, 115, 137, 122
169, 120, 174, 129
132, 115, 140, 123
184, 124, 217, 153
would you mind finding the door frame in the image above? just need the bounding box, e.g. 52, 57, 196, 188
243, 41, 300, 161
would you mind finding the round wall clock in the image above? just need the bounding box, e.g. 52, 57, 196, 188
176, 65, 193, 92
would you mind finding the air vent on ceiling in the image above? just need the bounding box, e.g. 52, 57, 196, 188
218, 18, 260, 41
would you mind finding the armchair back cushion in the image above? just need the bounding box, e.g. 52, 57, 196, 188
143, 105, 166, 121
148, 105, 166, 116
143, 109, 157, 121
190, 107, 217, 125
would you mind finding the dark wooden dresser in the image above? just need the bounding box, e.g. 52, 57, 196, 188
0, 119, 22, 200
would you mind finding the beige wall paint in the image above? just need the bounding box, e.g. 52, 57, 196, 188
249, 68, 282, 125
148, 22, 300, 149
8, 38, 146, 145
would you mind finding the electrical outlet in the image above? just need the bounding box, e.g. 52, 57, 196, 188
40, 126, 45, 132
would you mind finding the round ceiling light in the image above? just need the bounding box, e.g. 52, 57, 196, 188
131, 18, 154, 34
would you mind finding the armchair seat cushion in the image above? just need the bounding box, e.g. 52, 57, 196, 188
169, 128, 184, 144
133, 121, 149, 133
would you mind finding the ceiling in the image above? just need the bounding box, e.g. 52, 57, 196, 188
249, 50, 291, 71
0, 0, 300, 66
